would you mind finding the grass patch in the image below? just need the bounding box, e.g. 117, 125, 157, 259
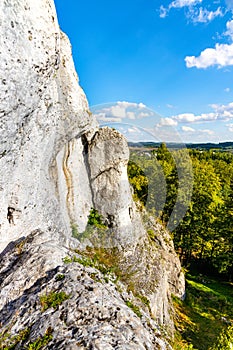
125, 300, 142, 318
173, 273, 233, 350
0, 328, 30, 350
40, 291, 70, 312
27, 328, 53, 350
75, 246, 136, 284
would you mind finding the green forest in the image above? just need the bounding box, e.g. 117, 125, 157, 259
128, 144, 233, 349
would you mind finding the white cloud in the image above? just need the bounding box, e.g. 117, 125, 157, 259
200, 129, 215, 135
160, 0, 224, 23
159, 5, 167, 18
185, 43, 233, 68
158, 117, 178, 126
126, 112, 136, 120
169, 0, 202, 9
225, 87, 230, 92
159, 0, 202, 19
92, 101, 153, 124
224, 19, 233, 39
210, 101, 233, 119
157, 102, 233, 130
227, 123, 233, 131
181, 126, 195, 132
191, 7, 224, 23
175, 112, 217, 122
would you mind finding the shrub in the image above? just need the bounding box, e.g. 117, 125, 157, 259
87, 208, 107, 229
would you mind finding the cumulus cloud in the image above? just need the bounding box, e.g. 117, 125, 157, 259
185, 43, 233, 68
156, 102, 233, 132
174, 112, 217, 123
225, 87, 231, 92
181, 126, 214, 135
181, 126, 195, 132
92, 101, 153, 124
158, 117, 178, 126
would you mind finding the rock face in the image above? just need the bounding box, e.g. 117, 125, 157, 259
0, 0, 97, 250
0, 0, 185, 348
0, 231, 172, 349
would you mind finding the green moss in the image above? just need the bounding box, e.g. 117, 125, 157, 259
147, 229, 155, 240
125, 300, 142, 318
40, 291, 70, 312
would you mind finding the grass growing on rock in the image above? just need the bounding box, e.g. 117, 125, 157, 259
125, 300, 142, 318
40, 291, 70, 312
173, 273, 233, 350
0, 328, 30, 350
27, 328, 53, 350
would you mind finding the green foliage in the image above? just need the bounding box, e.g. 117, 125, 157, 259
27, 328, 53, 350
128, 147, 233, 279
147, 229, 155, 240
210, 325, 233, 350
127, 161, 148, 205
74, 247, 133, 284
173, 274, 233, 350
0, 328, 30, 350
87, 208, 107, 229
62, 256, 73, 264
40, 291, 70, 312
125, 300, 142, 318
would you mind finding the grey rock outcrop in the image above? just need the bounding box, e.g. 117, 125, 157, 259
0, 0, 185, 348
57, 127, 145, 247
0, 230, 172, 349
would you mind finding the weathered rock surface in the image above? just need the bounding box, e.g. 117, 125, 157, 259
57, 127, 145, 247
0, 230, 172, 349
0, 0, 97, 251
0, 0, 185, 348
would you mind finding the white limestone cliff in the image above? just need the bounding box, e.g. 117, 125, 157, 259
0, 0, 97, 250
0, 0, 185, 348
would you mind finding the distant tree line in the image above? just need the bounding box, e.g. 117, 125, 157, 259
128, 143, 233, 280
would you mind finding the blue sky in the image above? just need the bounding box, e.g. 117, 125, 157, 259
54, 0, 233, 143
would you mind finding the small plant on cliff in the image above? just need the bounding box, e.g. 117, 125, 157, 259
40, 291, 70, 312
27, 328, 53, 350
125, 300, 142, 318
0, 327, 30, 350
87, 208, 107, 229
